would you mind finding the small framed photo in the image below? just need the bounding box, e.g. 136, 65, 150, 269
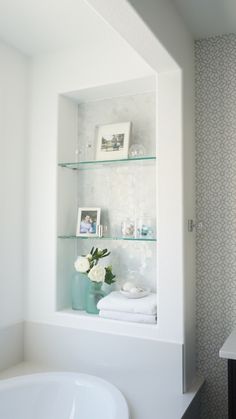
96, 122, 131, 161
76, 208, 101, 237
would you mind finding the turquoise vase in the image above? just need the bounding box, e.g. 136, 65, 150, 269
72, 272, 88, 310
86, 281, 105, 314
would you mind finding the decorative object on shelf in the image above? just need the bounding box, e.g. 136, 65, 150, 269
84, 142, 94, 161
121, 218, 135, 237
76, 207, 101, 237
75, 148, 81, 162
75, 143, 94, 162
96, 122, 131, 161
135, 215, 154, 239
97, 224, 103, 238
120, 286, 150, 299
128, 143, 146, 158
71, 272, 88, 310
120, 276, 150, 299
74, 247, 116, 314
122, 281, 135, 292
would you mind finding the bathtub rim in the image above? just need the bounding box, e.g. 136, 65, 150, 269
0, 371, 130, 419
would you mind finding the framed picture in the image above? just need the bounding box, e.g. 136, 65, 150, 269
96, 122, 131, 161
76, 207, 101, 237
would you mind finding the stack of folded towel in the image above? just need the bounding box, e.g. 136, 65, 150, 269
97, 291, 157, 324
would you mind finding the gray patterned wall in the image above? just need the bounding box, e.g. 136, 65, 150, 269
195, 34, 236, 418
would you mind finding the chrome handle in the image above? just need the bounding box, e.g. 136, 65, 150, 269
188, 219, 204, 232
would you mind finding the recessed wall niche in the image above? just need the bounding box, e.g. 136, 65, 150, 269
56, 76, 157, 316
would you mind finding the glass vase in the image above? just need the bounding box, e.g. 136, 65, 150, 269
71, 272, 88, 310
86, 281, 105, 314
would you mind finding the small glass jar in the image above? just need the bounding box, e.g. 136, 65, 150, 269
135, 216, 154, 238
128, 143, 146, 158
121, 218, 135, 237
76, 143, 94, 162
84, 143, 94, 161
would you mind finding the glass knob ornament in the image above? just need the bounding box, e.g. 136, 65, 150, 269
128, 144, 146, 158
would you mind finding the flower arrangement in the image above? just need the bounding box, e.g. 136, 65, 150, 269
74, 247, 116, 284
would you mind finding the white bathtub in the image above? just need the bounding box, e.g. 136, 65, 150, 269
0, 372, 129, 419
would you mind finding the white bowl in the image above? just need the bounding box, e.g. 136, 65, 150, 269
120, 289, 150, 299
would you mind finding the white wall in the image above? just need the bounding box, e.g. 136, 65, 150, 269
126, 0, 195, 390
0, 3, 196, 416
26, 0, 194, 342
25, 4, 195, 415
86, 0, 195, 389
26, 33, 154, 323
0, 40, 28, 367
24, 16, 191, 418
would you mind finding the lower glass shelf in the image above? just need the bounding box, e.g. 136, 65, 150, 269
58, 235, 156, 242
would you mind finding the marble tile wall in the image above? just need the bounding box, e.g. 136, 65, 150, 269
76, 92, 157, 290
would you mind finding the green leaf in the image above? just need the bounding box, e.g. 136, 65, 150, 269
100, 252, 110, 259
104, 267, 116, 285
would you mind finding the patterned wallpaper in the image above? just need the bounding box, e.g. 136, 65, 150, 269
195, 34, 236, 418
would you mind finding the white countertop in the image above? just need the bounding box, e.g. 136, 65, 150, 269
220, 329, 236, 360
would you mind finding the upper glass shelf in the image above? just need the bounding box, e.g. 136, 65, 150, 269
58, 156, 156, 170
58, 235, 156, 242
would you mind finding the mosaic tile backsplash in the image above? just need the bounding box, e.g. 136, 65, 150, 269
76, 92, 157, 291
195, 34, 236, 418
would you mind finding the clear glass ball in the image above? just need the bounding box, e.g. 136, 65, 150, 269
128, 143, 146, 158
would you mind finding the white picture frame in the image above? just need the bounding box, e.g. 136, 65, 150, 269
76, 207, 101, 237
96, 122, 131, 161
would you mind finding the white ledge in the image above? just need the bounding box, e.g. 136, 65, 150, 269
219, 328, 236, 360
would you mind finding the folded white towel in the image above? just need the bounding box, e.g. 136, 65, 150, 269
99, 310, 157, 324
97, 291, 157, 315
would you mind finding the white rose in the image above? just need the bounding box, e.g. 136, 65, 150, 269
88, 265, 105, 282
74, 256, 90, 273
86, 253, 93, 260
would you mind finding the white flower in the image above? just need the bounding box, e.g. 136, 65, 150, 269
74, 256, 90, 273
88, 265, 106, 283
86, 253, 92, 260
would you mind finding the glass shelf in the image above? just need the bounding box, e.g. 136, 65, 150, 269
58, 235, 156, 242
58, 156, 156, 170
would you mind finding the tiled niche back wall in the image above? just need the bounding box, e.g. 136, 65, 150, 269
195, 34, 236, 418
76, 92, 157, 291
